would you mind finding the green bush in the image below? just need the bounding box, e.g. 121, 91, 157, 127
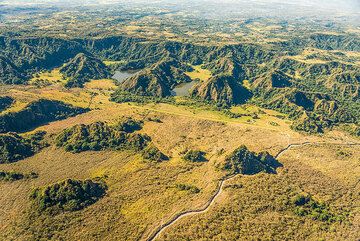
0, 171, 38, 181
291, 194, 346, 223
115, 118, 143, 133
175, 183, 200, 194
223, 145, 282, 175
30, 179, 107, 213
56, 121, 151, 153
184, 150, 207, 162
141, 145, 168, 162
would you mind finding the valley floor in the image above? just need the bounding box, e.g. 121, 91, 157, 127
0, 83, 359, 240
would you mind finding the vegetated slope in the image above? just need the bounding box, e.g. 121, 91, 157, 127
0, 56, 27, 84
56, 120, 167, 162
0, 36, 85, 84
60, 53, 111, 87
0, 99, 88, 133
190, 75, 252, 107
0, 34, 359, 134
56, 121, 149, 153
253, 75, 359, 133
0, 131, 47, 163
0, 96, 13, 112
120, 57, 193, 97
280, 33, 360, 52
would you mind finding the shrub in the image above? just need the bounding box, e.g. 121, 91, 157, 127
291, 194, 346, 223
115, 118, 143, 133
223, 145, 282, 175
0, 171, 38, 181
30, 179, 107, 213
175, 183, 200, 194
184, 150, 207, 162
141, 145, 168, 162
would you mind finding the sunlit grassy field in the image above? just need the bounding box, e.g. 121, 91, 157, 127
185, 65, 212, 81
0, 82, 359, 240
29, 68, 68, 85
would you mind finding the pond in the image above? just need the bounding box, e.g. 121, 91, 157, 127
112, 70, 139, 83
171, 81, 198, 96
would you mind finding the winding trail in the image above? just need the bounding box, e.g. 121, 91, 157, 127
146, 141, 360, 241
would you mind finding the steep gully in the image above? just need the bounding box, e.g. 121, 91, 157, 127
145, 141, 360, 241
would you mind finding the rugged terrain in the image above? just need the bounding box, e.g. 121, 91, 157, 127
0, 1, 359, 240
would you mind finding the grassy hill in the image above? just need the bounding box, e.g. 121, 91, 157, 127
0, 7, 359, 240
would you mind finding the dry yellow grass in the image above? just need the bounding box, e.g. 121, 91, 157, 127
29, 68, 67, 85
280, 144, 360, 186
84, 79, 117, 90
157, 143, 360, 241
185, 65, 212, 81
1, 83, 359, 240
103, 60, 125, 66
242, 79, 251, 89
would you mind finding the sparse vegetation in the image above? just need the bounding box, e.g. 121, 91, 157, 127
183, 150, 207, 162
0, 171, 38, 181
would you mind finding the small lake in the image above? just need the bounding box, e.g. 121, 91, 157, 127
112, 70, 139, 83
171, 81, 197, 96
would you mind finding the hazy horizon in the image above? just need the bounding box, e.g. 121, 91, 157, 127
1, 0, 359, 12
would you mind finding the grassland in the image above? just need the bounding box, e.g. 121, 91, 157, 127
0, 81, 359, 240
157, 143, 360, 241
29, 68, 68, 86
185, 65, 212, 81
1, 3, 359, 240
103, 60, 125, 66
